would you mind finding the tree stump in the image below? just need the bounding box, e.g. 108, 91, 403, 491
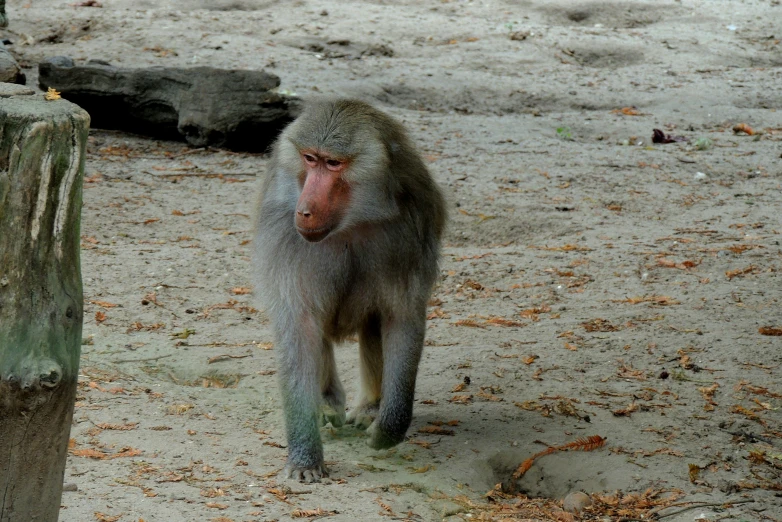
0, 83, 89, 522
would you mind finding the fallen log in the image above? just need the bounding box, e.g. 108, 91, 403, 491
38, 56, 298, 152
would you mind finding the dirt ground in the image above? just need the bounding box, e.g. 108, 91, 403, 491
3, 0, 782, 520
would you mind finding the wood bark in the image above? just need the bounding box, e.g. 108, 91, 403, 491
0, 83, 89, 522
38, 56, 298, 151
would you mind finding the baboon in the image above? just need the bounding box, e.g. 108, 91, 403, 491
253, 98, 446, 482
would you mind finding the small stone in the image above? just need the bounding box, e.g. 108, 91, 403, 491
0, 46, 22, 83
563, 491, 592, 513
62, 483, 78, 492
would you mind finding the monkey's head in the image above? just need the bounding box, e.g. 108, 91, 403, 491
279, 99, 404, 243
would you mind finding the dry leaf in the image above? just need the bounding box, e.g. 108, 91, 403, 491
452, 319, 486, 328
698, 383, 719, 410
408, 439, 432, 449
477, 388, 503, 402
520, 304, 551, 319
72, 448, 108, 459
485, 317, 525, 327
617, 363, 646, 380
513, 435, 606, 479
44, 87, 61, 101
688, 463, 701, 483
90, 300, 119, 308
759, 326, 782, 336
733, 123, 755, 135
201, 487, 226, 498
612, 402, 638, 416
418, 426, 454, 436
612, 106, 642, 116
427, 307, 451, 319
449, 394, 473, 404
726, 265, 757, 280
657, 257, 700, 270
94, 513, 120, 522
167, 403, 194, 415
96, 422, 137, 431
582, 318, 620, 332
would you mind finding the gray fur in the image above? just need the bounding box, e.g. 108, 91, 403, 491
253, 99, 445, 482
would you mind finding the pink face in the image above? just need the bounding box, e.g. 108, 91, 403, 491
295, 150, 351, 242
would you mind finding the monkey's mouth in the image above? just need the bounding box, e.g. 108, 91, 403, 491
296, 226, 332, 243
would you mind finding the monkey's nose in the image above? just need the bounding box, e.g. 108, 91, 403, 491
297, 209, 312, 218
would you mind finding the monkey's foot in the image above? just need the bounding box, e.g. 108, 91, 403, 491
321, 386, 346, 427
321, 403, 346, 428
345, 401, 379, 430
366, 421, 405, 450
283, 462, 328, 483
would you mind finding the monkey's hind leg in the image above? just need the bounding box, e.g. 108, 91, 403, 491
346, 316, 383, 430
321, 340, 346, 428
367, 314, 424, 450
277, 322, 328, 482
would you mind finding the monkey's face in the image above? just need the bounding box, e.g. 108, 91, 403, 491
294, 150, 351, 242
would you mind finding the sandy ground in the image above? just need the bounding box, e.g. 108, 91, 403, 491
3, 0, 782, 520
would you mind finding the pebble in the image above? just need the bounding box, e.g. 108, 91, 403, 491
563, 491, 592, 513
0, 46, 21, 83
62, 483, 78, 492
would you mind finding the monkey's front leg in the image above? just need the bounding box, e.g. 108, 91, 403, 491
277, 320, 328, 482
367, 313, 425, 450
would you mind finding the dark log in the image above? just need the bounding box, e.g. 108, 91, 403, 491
0, 83, 89, 522
38, 56, 299, 152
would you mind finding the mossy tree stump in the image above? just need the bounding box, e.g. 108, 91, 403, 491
0, 84, 89, 522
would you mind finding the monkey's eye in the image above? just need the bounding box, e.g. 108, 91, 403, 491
302, 154, 318, 165
325, 159, 343, 170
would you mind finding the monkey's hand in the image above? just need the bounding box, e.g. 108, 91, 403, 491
284, 462, 328, 483
345, 401, 379, 430
366, 420, 406, 450
321, 403, 346, 428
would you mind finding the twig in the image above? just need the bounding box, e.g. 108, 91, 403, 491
167, 147, 208, 158
513, 435, 606, 479
112, 354, 173, 364
656, 499, 754, 519
155, 171, 257, 178
208, 353, 253, 364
